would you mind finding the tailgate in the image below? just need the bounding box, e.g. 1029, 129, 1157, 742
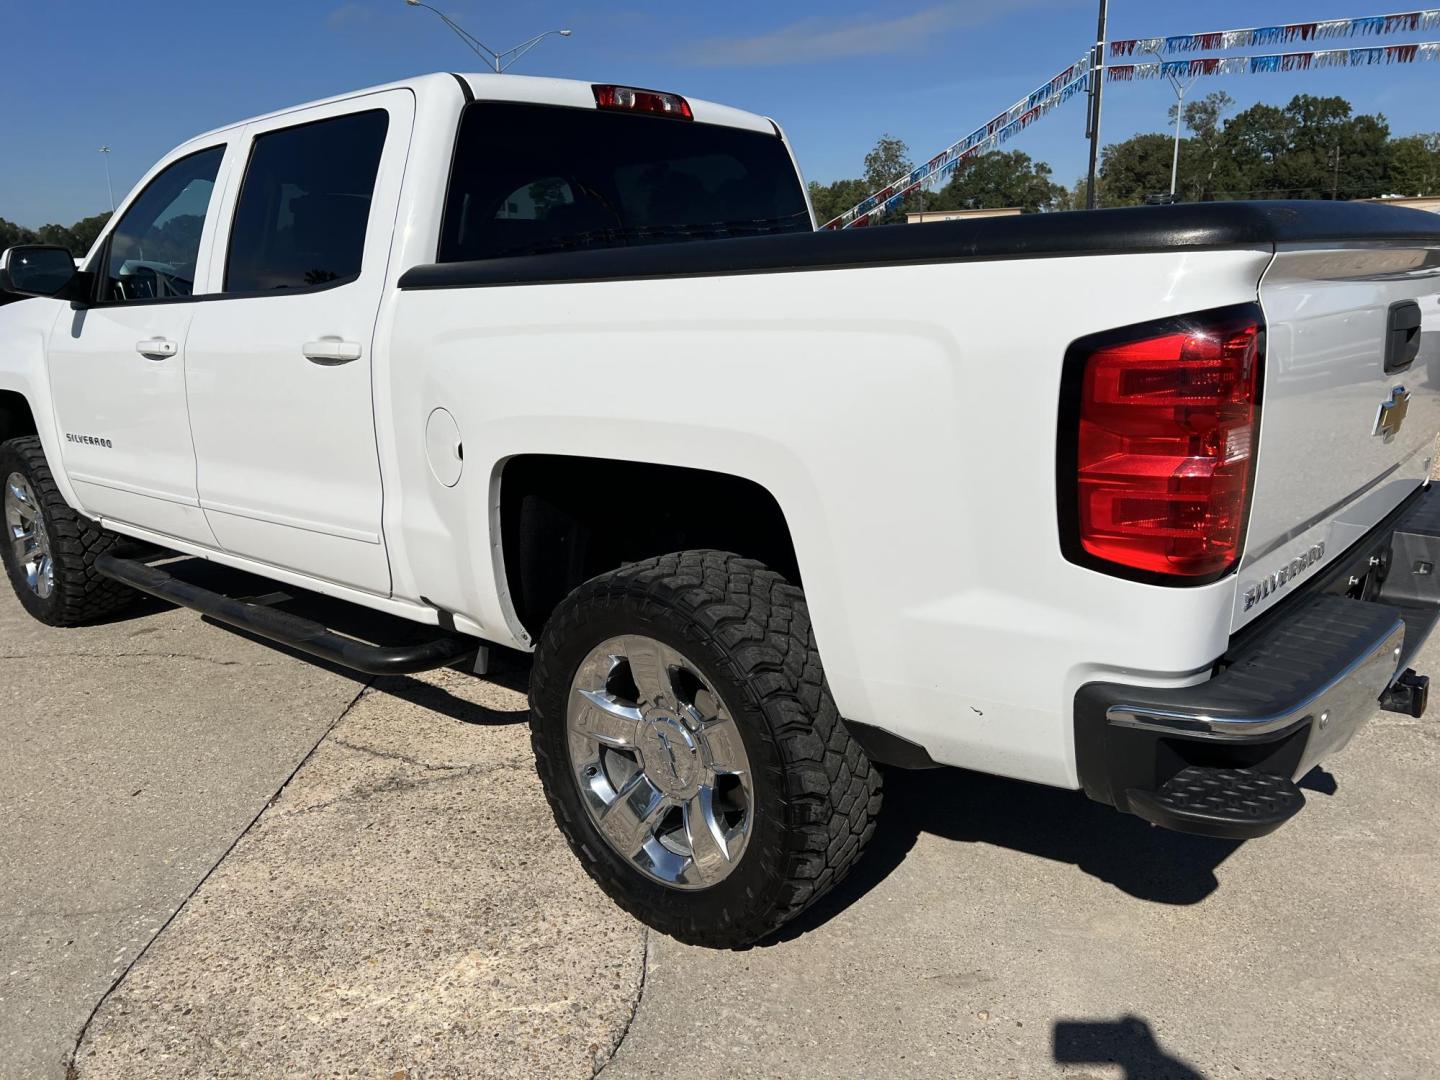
1238, 241, 1440, 629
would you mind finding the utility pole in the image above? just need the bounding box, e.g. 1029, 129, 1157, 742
1330, 144, 1342, 200
98, 146, 115, 213
1084, 0, 1109, 209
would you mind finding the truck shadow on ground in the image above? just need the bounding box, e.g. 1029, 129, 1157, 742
773, 760, 1340, 943
768, 766, 1237, 945
115, 556, 531, 727
1053, 1016, 1208, 1080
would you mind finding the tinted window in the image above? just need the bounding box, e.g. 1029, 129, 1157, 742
103, 146, 223, 302
439, 103, 810, 262
225, 110, 388, 292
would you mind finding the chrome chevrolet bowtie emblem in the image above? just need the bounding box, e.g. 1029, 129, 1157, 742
655, 728, 681, 781
1374, 385, 1411, 441
639, 715, 700, 793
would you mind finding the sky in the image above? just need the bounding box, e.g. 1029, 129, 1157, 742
5, 1, 1440, 226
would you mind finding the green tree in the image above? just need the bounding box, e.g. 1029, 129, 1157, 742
929, 151, 1065, 213
0, 212, 110, 257
0, 218, 38, 251
808, 135, 921, 226
1053, 176, 1092, 212
68, 212, 112, 255
35, 223, 80, 252
1172, 91, 1238, 201
1099, 133, 1188, 205
1214, 101, 1291, 198
1219, 94, 1389, 199
1099, 94, 1394, 204
1281, 94, 1388, 198
1387, 133, 1440, 195
863, 135, 912, 189
807, 177, 871, 226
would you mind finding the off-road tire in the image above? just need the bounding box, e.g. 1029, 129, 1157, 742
0, 436, 136, 626
530, 550, 882, 948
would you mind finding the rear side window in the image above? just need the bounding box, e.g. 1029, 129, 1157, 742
224, 110, 388, 292
438, 102, 810, 263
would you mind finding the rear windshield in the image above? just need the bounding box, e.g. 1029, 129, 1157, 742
437, 101, 811, 263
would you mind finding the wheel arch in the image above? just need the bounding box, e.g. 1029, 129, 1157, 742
0, 389, 38, 445
0, 305, 86, 512
495, 454, 802, 640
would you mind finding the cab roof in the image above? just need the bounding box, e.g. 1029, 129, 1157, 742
180, 72, 776, 151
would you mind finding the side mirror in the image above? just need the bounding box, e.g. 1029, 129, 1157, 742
0, 245, 87, 302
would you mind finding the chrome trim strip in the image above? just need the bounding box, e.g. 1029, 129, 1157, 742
1240, 454, 1426, 567
1106, 618, 1404, 738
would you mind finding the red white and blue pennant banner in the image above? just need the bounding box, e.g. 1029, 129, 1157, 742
824, 9, 1440, 230
822, 53, 1093, 229
1110, 40, 1440, 80
1112, 10, 1440, 57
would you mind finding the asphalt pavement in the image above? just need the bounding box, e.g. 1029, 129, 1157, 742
0, 563, 362, 1078
604, 633, 1440, 1080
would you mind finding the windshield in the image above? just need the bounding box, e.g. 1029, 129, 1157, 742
438, 101, 811, 263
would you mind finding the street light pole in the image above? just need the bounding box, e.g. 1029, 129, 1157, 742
494, 29, 574, 72
1168, 84, 1188, 196
403, 1, 571, 73
98, 147, 115, 213
1084, 0, 1109, 210
1145, 46, 1198, 198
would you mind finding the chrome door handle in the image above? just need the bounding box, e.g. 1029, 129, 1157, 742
135, 338, 177, 359
302, 338, 363, 365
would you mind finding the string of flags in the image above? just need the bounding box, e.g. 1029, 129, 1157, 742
824, 9, 1440, 230
821, 52, 1093, 229
1109, 40, 1440, 80
1111, 10, 1440, 56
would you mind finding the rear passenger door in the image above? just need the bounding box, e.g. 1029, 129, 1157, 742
185, 91, 413, 595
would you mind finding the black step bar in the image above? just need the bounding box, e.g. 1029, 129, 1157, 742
96, 555, 478, 676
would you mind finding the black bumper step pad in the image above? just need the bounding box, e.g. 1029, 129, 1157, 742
1127, 766, 1304, 840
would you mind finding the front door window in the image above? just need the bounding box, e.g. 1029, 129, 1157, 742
102, 146, 223, 302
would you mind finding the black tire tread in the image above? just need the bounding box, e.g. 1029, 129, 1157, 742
530, 550, 882, 947
0, 436, 136, 626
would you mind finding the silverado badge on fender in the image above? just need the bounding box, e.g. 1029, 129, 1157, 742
1374, 385, 1410, 441
65, 433, 113, 448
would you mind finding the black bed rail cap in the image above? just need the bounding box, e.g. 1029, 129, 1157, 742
399, 199, 1440, 291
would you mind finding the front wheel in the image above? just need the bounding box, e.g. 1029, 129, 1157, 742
0, 436, 136, 626
529, 550, 882, 948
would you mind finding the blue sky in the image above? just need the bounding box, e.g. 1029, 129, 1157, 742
5, 1, 1440, 226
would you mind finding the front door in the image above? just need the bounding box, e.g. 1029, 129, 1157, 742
47, 145, 231, 546
184, 92, 412, 595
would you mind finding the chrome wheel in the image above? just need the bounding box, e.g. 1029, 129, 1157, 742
4, 472, 53, 600
567, 635, 754, 890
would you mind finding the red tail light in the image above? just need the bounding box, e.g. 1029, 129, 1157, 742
592, 84, 693, 120
1063, 305, 1263, 582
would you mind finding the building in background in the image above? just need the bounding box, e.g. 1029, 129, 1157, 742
1357, 196, 1440, 214
905, 207, 1023, 225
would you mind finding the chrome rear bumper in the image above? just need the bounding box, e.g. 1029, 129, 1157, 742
1075, 482, 1438, 838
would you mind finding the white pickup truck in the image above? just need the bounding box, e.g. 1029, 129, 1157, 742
4, 73, 1440, 948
